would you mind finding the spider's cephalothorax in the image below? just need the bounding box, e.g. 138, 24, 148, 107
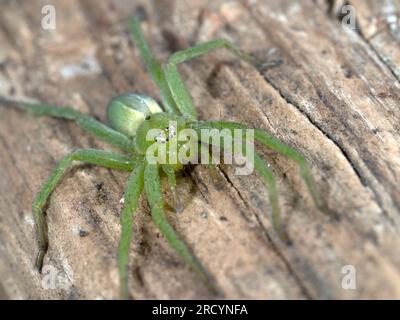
107, 93, 197, 171
0, 16, 332, 299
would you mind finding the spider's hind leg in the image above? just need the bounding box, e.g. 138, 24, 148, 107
0, 97, 135, 153
32, 149, 134, 271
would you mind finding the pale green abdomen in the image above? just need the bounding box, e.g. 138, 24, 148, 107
106, 93, 163, 138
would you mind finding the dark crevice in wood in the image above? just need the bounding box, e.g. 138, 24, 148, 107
244, 6, 371, 192
216, 165, 313, 299
260, 72, 363, 182
217, 166, 250, 210
354, 25, 400, 83
187, 170, 211, 205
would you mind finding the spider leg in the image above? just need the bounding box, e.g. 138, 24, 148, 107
0, 97, 135, 153
33, 149, 135, 271
118, 159, 145, 300
253, 129, 330, 213
253, 153, 288, 242
194, 123, 288, 241
161, 164, 183, 213
144, 163, 218, 294
129, 17, 179, 115
163, 39, 259, 120
193, 121, 332, 216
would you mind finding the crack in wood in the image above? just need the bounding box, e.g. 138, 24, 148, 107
321, 0, 400, 83
216, 165, 314, 299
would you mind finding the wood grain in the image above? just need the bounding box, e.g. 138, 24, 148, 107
0, 0, 399, 299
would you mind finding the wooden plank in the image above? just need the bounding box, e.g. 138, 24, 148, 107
0, 0, 399, 299
350, 0, 400, 80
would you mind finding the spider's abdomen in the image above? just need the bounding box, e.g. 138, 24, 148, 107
106, 93, 163, 138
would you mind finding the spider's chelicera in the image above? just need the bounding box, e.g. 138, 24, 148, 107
0, 17, 332, 299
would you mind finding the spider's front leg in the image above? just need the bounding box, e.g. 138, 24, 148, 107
197, 121, 333, 215
192, 121, 335, 242
144, 163, 219, 295
162, 164, 183, 213
118, 159, 145, 300
163, 39, 260, 120
192, 123, 288, 241
129, 16, 259, 120
129, 17, 179, 115
33, 149, 135, 271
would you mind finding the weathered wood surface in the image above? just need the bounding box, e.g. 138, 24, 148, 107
0, 0, 399, 299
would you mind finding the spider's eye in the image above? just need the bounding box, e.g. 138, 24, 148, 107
155, 131, 167, 144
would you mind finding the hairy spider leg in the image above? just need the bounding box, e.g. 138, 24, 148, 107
129, 17, 259, 121
254, 129, 329, 213
144, 163, 218, 294
163, 39, 260, 121
190, 122, 287, 241
195, 121, 332, 216
118, 159, 145, 300
161, 164, 182, 213
129, 17, 179, 115
32, 149, 135, 271
253, 153, 287, 241
0, 98, 135, 153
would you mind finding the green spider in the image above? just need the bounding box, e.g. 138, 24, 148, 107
0, 17, 329, 299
